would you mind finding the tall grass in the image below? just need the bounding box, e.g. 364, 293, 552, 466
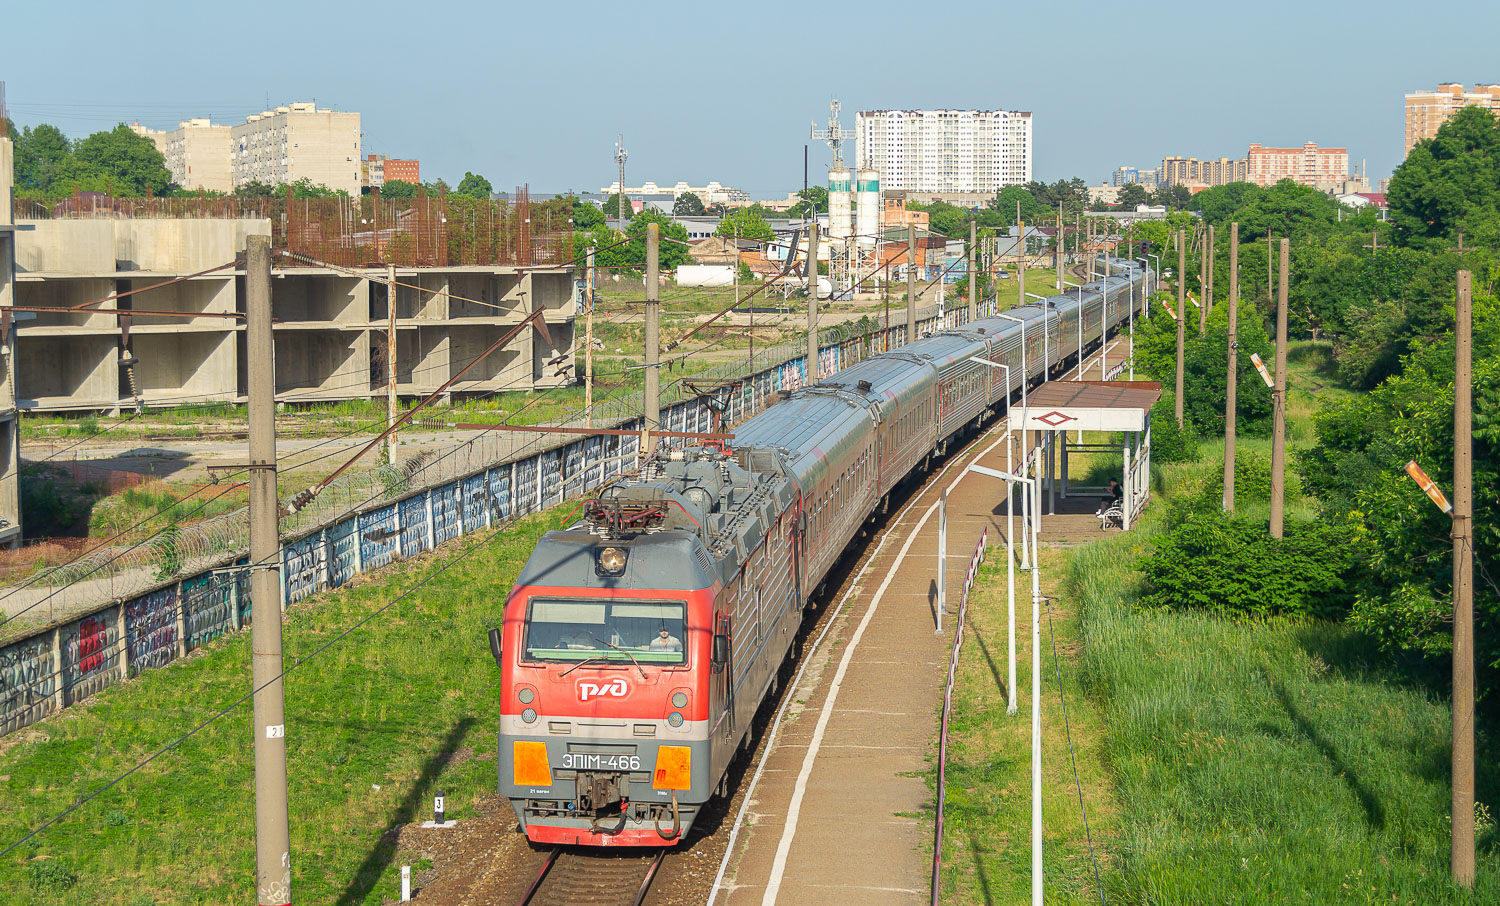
0, 512, 568, 905
1070, 461, 1499, 903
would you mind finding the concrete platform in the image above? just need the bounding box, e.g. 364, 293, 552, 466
713, 335, 1140, 905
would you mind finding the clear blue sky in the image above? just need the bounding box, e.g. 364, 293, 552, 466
6, 0, 1498, 198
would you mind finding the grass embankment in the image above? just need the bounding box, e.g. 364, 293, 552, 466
937, 342, 1496, 902
0, 510, 569, 905
937, 544, 1118, 905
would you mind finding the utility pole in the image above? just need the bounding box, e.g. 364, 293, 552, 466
1201, 225, 1212, 335
584, 246, 595, 427
1055, 202, 1063, 291
1223, 224, 1238, 513
968, 219, 977, 324
906, 225, 917, 341
247, 235, 291, 906
615, 135, 628, 224
644, 223, 660, 455
1452, 268, 1475, 888
1270, 238, 1289, 539
1017, 221, 1025, 314
386, 263, 397, 465
807, 222, 820, 381
1175, 229, 1186, 428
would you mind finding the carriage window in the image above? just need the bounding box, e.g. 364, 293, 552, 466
523, 597, 687, 664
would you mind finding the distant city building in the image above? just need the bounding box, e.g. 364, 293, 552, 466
230, 102, 361, 195
363, 154, 420, 189
1404, 83, 1500, 156
1245, 142, 1348, 189
1161, 156, 1247, 189
1087, 184, 1121, 205
1112, 166, 1160, 188
881, 192, 929, 229
856, 109, 1032, 193
130, 119, 233, 193
598, 181, 750, 205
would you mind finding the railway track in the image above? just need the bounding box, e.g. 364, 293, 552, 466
516, 847, 666, 906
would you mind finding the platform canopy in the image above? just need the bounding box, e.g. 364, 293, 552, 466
1015, 380, 1162, 433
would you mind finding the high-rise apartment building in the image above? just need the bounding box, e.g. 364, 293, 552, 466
1245, 142, 1347, 189
131, 119, 234, 193
230, 103, 361, 195
1113, 165, 1161, 188
1404, 83, 1500, 156
855, 109, 1032, 194
1161, 156, 1247, 188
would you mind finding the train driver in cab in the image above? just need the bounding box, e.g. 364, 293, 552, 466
648, 625, 682, 652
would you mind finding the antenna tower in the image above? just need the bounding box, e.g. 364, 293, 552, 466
614, 134, 628, 222
810, 99, 854, 167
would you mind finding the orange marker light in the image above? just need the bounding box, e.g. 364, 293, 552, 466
512, 741, 552, 787
652, 746, 691, 791
1405, 461, 1453, 515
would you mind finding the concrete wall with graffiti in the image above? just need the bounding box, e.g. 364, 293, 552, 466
0, 304, 975, 736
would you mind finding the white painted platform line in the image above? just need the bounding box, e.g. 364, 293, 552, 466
758, 436, 1006, 906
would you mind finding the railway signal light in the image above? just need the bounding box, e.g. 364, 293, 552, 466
1405, 461, 1453, 514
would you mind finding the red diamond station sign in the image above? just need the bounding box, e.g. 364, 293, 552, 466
1036, 411, 1076, 427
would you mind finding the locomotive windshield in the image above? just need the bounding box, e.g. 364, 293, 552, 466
523, 598, 688, 665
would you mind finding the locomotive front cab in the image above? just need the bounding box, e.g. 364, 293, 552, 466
494, 525, 725, 846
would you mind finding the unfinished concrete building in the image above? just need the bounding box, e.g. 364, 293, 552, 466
10, 194, 576, 411
0, 137, 20, 546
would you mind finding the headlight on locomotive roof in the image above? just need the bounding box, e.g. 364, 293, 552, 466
596, 546, 628, 576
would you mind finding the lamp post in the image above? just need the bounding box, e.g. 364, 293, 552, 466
970, 356, 1018, 716
965, 451, 1043, 906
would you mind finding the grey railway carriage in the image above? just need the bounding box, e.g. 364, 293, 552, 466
491, 259, 1151, 846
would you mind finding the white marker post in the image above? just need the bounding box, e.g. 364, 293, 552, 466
936, 487, 947, 635
401, 865, 411, 902
1029, 444, 1044, 906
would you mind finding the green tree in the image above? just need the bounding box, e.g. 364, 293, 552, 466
282, 178, 346, 199
1133, 291, 1275, 436
1301, 287, 1500, 691
569, 196, 604, 229
1116, 182, 1152, 209
672, 191, 705, 216
70, 124, 172, 196
1150, 183, 1193, 211
379, 179, 420, 199
789, 185, 828, 219
454, 171, 493, 199
993, 185, 1041, 225
233, 180, 277, 198
12, 123, 72, 194
625, 209, 692, 271
715, 206, 774, 243
601, 192, 632, 221
1388, 106, 1500, 249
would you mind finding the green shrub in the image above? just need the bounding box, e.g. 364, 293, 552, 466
1147, 395, 1199, 464
27, 859, 78, 892
1138, 510, 1364, 619
1196, 449, 1285, 503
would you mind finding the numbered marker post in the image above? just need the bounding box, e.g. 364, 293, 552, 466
434, 790, 445, 826
401, 865, 411, 902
